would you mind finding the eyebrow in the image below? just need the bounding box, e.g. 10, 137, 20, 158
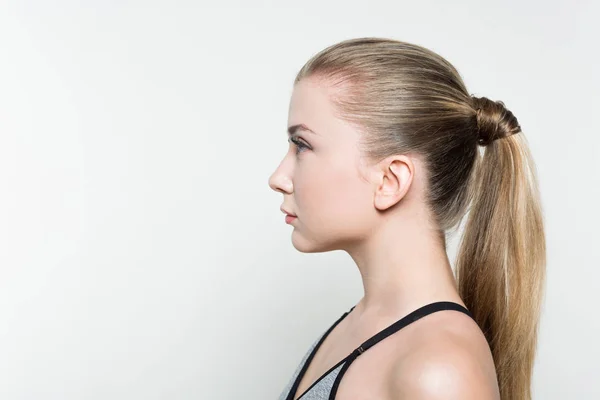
287, 123, 319, 136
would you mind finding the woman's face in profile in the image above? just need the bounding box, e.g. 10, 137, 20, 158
268, 78, 376, 253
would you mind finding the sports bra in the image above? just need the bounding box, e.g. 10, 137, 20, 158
277, 301, 475, 400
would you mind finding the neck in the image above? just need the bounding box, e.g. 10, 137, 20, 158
345, 210, 463, 322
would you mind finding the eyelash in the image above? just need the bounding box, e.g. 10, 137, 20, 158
288, 136, 310, 154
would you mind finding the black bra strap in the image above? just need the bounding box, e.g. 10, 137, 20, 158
328, 301, 475, 400
354, 301, 474, 354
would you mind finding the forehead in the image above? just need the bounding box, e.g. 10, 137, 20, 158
287, 78, 343, 136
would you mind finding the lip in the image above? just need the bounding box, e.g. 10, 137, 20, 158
280, 207, 297, 217
285, 215, 297, 224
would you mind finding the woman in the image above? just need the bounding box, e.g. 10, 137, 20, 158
269, 37, 546, 400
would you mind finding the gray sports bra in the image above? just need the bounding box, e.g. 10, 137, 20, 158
277, 301, 475, 400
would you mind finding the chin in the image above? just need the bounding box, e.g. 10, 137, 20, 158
291, 231, 341, 253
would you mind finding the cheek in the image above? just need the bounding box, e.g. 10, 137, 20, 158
330, 174, 371, 223
295, 163, 370, 223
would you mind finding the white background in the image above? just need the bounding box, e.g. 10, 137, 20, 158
0, 1, 598, 399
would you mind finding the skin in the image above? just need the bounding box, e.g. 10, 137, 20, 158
268, 77, 500, 399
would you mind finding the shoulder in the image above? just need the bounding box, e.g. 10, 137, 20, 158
384, 329, 500, 400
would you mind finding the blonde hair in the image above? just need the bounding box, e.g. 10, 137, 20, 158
295, 37, 546, 400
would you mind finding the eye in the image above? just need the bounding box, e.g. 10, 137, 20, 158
288, 136, 310, 154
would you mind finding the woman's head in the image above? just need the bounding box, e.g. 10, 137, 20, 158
269, 37, 520, 251
269, 37, 545, 400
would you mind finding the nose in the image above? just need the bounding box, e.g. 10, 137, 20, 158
268, 158, 293, 194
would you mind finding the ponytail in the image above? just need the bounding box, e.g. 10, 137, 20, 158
455, 97, 547, 400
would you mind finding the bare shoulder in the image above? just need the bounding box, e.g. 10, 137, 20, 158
384, 313, 500, 400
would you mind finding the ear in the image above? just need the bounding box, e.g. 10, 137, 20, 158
373, 156, 414, 212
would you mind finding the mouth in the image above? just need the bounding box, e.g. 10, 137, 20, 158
280, 206, 297, 217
